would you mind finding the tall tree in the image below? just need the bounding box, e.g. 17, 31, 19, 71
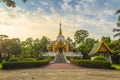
74, 29, 89, 45
113, 9, 120, 38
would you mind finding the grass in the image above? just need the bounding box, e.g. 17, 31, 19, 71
0, 64, 2, 69
112, 64, 120, 70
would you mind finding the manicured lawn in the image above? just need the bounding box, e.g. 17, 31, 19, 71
112, 64, 120, 70
0, 64, 2, 69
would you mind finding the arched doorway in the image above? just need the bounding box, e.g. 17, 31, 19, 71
58, 48, 63, 53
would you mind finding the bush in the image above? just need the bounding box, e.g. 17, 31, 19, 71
70, 59, 111, 69
93, 56, 108, 61
37, 56, 54, 61
22, 58, 37, 61
2, 59, 50, 69
0, 52, 2, 63
66, 56, 82, 60
8, 57, 20, 62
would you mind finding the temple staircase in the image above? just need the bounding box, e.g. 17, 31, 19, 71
54, 52, 66, 63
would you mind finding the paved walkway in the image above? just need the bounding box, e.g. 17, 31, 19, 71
0, 63, 120, 80
43, 63, 80, 69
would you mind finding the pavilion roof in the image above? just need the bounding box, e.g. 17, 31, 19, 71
89, 40, 113, 56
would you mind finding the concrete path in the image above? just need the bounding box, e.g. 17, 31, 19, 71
43, 63, 80, 69
0, 63, 120, 80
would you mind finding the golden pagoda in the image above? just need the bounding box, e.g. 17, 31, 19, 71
47, 22, 72, 52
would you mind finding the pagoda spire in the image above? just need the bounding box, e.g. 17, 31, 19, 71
59, 21, 62, 35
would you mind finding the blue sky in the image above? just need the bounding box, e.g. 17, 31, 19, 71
0, 0, 120, 41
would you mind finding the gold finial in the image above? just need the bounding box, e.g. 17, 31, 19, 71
59, 21, 62, 35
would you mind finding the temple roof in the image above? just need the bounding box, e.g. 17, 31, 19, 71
89, 40, 113, 56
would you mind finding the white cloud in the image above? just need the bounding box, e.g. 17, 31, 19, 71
0, 0, 117, 41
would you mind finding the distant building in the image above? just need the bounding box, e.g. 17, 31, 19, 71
47, 22, 73, 53
89, 38, 113, 63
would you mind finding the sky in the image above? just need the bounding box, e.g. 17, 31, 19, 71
0, 0, 120, 41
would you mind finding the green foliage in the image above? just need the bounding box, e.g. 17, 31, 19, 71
2, 59, 50, 69
0, 64, 1, 68
102, 36, 111, 43
0, 52, 2, 63
70, 59, 111, 69
66, 56, 82, 60
1, 0, 27, 8
0, 38, 21, 56
109, 39, 120, 64
8, 57, 20, 62
112, 64, 120, 70
74, 29, 89, 44
22, 58, 37, 61
20, 36, 50, 58
66, 37, 73, 43
93, 56, 108, 61
74, 38, 98, 59
39, 36, 50, 52
113, 9, 120, 38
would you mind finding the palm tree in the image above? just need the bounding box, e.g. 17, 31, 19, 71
113, 9, 120, 38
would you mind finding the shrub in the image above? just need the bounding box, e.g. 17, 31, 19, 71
8, 57, 20, 62
22, 58, 37, 61
66, 56, 82, 60
93, 56, 108, 61
70, 59, 111, 69
2, 59, 50, 69
0, 52, 2, 63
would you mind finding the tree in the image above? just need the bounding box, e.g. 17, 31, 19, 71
33, 38, 41, 57
39, 36, 50, 52
0, 39, 21, 56
113, 9, 120, 38
78, 38, 98, 59
102, 36, 111, 43
74, 29, 89, 45
109, 39, 120, 64
66, 37, 73, 43
0, 34, 8, 40
7, 39, 21, 56
21, 37, 33, 58
0, 0, 27, 7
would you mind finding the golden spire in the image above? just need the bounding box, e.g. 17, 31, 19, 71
59, 21, 62, 35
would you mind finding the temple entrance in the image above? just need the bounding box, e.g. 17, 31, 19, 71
58, 48, 63, 53
54, 48, 66, 63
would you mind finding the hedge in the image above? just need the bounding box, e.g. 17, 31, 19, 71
70, 59, 112, 69
2, 59, 50, 69
66, 56, 82, 60
93, 56, 108, 61
8, 57, 20, 62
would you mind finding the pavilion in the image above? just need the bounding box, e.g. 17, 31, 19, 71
89, 38, 113, 63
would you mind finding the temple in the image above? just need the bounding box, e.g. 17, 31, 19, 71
89, 38, 113, 63
47, 22, 73, 53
